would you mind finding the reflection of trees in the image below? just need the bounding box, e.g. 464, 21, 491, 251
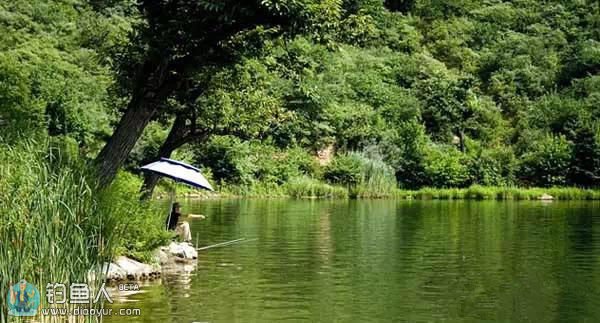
556, 202, 600, 322
131, 199, 600, 322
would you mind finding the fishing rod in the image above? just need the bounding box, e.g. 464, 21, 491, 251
196, 238, 257, 251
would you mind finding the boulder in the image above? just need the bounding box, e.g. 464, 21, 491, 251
103, 262, 127, 281
166, 241, 198, 260
152, 249, 170, 265
539, 193, 554, 200
98, 242, 200, 282
114, 256, 159, 280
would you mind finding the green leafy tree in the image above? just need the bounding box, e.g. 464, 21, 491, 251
94, 0, 343, 187
423, 144, 470, 188
324, 154, 363, 186
519, 134, 573, 187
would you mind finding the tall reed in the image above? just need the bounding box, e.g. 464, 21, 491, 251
285, 177, 348, 199
0, 140, 125, 322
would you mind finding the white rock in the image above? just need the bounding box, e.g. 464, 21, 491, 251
167, 241, 198, 260
114, 256, 156, 280
103, 262, 127, 281
152, 249, 170, 265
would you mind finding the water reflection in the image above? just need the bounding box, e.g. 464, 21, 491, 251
106, 200, 600, 322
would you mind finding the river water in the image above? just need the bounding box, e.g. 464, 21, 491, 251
106, 199, 600, 322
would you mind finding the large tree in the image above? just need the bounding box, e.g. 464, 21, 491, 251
94, 0, 342, 187
138, 59, 288, 197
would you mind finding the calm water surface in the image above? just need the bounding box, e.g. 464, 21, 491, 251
107, 199, 600, 322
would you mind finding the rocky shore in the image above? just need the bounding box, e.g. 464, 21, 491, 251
103, 241, 198, 281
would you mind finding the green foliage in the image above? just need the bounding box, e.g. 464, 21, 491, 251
3, 0, 600, 207
0, 0, 125, 153
519, 134, 573, 187
107, 172, 172, 262
323, 151, 396, 197
0, 140, 119, 321
422, 144, 471, 188
285, 176, 348, 198
569, 124, 600, 186
469, 145, 517, 186
324, 154, 363, 186
128, 121, 169, 168
395, 185, 600, 201
0, 140, 173, 321
197, 136, 319, 187
382, 119, 428, 189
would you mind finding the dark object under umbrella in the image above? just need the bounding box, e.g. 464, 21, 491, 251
140, 158, 214, 228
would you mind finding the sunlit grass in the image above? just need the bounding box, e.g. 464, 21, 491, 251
285, 177, 348, 199
0, 140, 166, 322
393, 185, 600, 200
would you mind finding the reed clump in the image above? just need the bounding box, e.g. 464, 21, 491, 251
285, 177, 348, 199
0, 141, 114, 322
0, 140, 168, 322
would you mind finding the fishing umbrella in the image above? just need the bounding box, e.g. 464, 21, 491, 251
140, 158, 214, 228
140, 157, 214, 191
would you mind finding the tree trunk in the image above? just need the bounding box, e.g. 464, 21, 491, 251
458, 129, 465, 152
94, 55, 176, 188
94, 97, 157, 188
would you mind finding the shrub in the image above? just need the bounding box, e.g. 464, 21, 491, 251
109, 172, 172, 262
423, 144, 471, 187
469, 145, 517, 186
198, 136, 321, 190
323, 154, 363, 186
518, 134, 573, 187
568, 124, 600, 186
382, 120, 429, 189
196, 136, 255, 185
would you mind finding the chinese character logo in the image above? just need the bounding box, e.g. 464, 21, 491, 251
7, 280, 41, 316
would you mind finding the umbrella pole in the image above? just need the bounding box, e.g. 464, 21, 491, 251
165, 185, 176, 230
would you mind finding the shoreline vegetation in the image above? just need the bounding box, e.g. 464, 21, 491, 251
0, 141, 171, 322
170, 181, 600, 201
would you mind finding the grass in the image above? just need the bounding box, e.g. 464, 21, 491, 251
349, 152, 397, 199
216, 180, 600, 201
0, 140, 170, 322
393, 185, 600, 200
0, 140, 118, 322
217, 177, 348, 199
284, 177, 348, 199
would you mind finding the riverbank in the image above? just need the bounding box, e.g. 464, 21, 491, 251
103, 241, 198, 282
167, 183, 600, 201
393, 186, 600, 200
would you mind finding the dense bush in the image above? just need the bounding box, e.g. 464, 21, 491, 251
518, 135, 573, 187
197, 136, 320, 187
568, 124, 600, 187
423, 144, 471, 188
108, 172, 172, 262
469, 145, 517, 186
381, 120, 429, 189
323, 154, 363, 186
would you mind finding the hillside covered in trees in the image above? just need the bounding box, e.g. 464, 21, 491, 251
2, 0, 600, 195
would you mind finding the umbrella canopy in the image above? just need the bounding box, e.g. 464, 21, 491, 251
140, 158, 214, 191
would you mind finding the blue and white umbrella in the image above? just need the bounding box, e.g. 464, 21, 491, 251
141, 158, 214, 191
